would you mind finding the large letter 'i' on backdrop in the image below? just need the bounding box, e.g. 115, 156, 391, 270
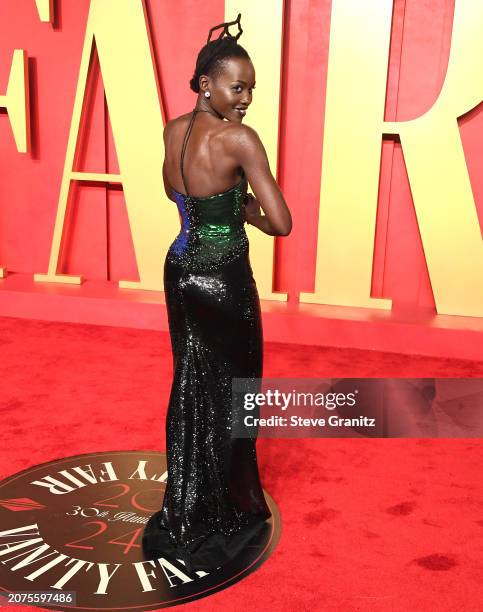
225, 0, 286, 301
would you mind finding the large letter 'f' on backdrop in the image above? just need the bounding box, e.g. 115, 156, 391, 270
0, 48, 30, 279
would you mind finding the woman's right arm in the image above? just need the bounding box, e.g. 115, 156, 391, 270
232, 124, 292, 236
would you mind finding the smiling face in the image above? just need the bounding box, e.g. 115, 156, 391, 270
201, 56, 256, 122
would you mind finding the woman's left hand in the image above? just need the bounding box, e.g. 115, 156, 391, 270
243, 193, 261, 224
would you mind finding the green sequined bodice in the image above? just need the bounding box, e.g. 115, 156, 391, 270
168, 174, 249, 271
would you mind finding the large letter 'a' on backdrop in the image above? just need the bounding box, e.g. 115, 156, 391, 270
34, 0, 172, 291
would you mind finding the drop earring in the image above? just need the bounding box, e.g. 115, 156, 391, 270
204, 91, 211, 98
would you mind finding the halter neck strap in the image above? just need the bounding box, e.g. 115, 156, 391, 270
180, 109, 199, 201
180, 107, 245, 200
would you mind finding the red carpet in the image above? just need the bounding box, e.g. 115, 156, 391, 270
1, 315, 482, 611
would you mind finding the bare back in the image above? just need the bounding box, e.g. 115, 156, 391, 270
164, 113, 244, 198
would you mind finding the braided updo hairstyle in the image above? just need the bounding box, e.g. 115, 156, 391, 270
189, 13, 251, 93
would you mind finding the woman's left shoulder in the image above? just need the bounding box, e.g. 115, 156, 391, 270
223, 122, 262, 151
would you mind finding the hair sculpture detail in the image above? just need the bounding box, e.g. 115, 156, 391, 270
189, 13, 251, 93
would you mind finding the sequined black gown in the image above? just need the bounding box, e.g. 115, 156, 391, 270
142, 109, 272, 572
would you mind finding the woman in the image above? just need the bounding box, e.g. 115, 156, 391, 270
142, 14, 292, 573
